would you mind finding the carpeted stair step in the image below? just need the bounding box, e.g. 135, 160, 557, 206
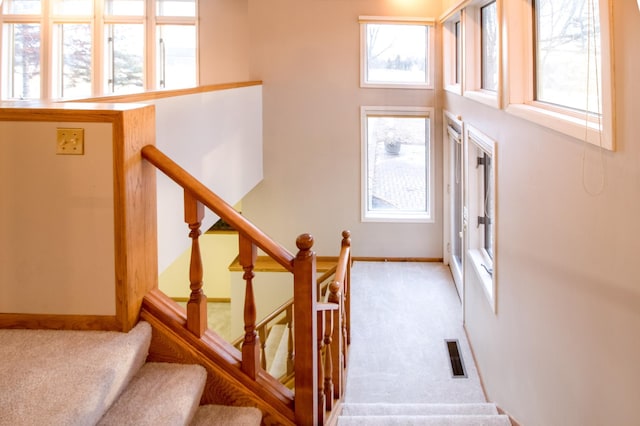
264, 323, 285, 373
97, 362, 207, 425
267, 323, 289, 378
341, 402, 500, 416
190, 404, 263, 426
0, 321, 151, 426
337, 414, 512, 426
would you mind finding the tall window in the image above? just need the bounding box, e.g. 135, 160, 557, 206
534, 0, 601, 113
465, 124, 497, 312
446, 115, 463, 266
361, 106, 434, 222
360, 17, 434, 89
0, 0, 198, 100
455, 20, 462, 85
481, 1, 498, 91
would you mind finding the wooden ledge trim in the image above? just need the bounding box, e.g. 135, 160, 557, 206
0, 314, 121, 331
67, 81, 263, 104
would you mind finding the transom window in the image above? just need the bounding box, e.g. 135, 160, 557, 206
361, 106, 434, 223
0, 0, 197, 100
359, 16, 434, 89
534, 0, 601, 114
481, 1, 498, 92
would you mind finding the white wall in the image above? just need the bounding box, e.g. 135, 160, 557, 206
151, 85, 263, 273
244, 0, 443, 257
444, 2, 640, 425
0, 121, 116, 315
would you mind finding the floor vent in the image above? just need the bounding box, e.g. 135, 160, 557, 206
446, 339, 467, 378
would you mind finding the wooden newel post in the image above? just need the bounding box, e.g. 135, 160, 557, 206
239, 233, 260, 380
184, 190, 207, 337
294, 233, 318, 426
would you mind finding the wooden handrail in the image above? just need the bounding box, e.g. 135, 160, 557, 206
141, 145, 295, 271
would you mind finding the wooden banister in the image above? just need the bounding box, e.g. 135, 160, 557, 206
141, 145, 295, 271
141, 144, 351, 425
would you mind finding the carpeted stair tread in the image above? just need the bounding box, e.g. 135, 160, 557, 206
190, 404, 263, 426
337, 414, 512, 426
267, 324, 289, 378
264, 324, 285, 362
0, 321, 151, 426
341, 402, 499, 416
97, 362, 207, 425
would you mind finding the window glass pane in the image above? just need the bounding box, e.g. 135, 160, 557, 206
54, 24, 92, 98
481, 1, 498, 91
156, 25, 196, 89
105, 0, 144, 16
105, 24, 144, 94
365, 23, 427, 85
535, 0, 601, 113
455, 20, 461, 84
156, 0, 196, 17
4, 0, 41, 14
482, 152, 494, 258
449, 128, 463, 264
4, 23, 41, 99
53, 0, 92, 15
366, 115, 428, 218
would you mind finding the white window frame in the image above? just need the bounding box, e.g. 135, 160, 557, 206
462, 0, 502, 109
504, 0, 615, 150
443, 110, 465, 303
464, 124, 497, 313
0, 0, 198, 100
442, 12, 462, 95
360, 105, 435, 223
359, 16, 435, 90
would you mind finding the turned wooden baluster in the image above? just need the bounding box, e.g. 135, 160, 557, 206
342, 230, 351, 346
259, 326, 268, 370
327, 279, 343, 400
293, 234, 318, 426
316, 309, 326, 425
286, 304, 294, 376
184, 190, 207, 337
323, 307, 334, 412
239, 233, 260, 379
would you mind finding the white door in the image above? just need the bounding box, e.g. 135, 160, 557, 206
444, 113, 464, 302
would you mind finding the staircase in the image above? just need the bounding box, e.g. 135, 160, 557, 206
338, 402, 512, 425
0, 321, 262, 426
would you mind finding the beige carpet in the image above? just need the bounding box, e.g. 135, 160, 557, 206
344, 261, 486, 404
0, 321, 262, 426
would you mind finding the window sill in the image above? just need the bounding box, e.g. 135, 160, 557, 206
467, 248, 496, 313
463, 90, 499, 109
444, 83, 462, 96
361, 213, 434, 224
361, 82, 433, 90
506, 103, 613, 151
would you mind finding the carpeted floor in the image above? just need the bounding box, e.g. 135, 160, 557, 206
344, 261, 486, 404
